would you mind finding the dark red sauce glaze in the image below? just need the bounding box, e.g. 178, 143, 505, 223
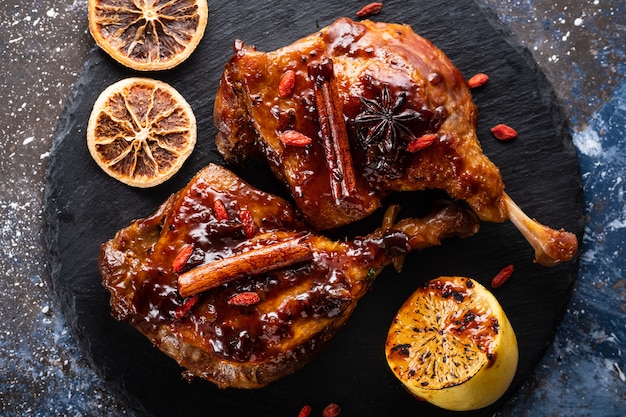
217, 17, 504, 233
323, 19, 448, 180
216, 17, 507, 231
100, 166, 403, 363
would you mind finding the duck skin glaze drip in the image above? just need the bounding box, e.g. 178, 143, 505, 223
214, 17, 577, 266
99, 164, 479, 389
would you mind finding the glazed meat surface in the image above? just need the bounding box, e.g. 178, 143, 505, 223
215, 17, 503, 228
99, 164, 479, 388
214, 18, 577, 265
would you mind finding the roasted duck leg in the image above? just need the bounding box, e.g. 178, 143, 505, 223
214, 17, 577, 266
100, 163, 479, 389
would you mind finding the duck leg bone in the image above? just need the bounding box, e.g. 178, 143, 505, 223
503, 193, 578, 266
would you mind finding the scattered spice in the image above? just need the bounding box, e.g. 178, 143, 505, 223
228, 291, 261, 306
322, 403, 342, 417
491, 264, 514, 288
279, 130, 313, 147
406, 133, 437, 153
178, 234, 313, 297
356, 2, 383, 18
297, 405, 312, 417
468, 73, 489, 88
279, 69, 296, 97
172, 244, 194, 273
213, 199, 229, 221
309, 58, 357, 201
240, 209, 256, 239
173, 295, 199, 319
490, 124, 518, 140
355, 85, 420, 152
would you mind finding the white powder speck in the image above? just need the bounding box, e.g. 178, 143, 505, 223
606, 359, 626, 382
574, 17, 583, 26
9, 37, 24, 44
573, 126, 603, 157
606, 218, 626, 230
23, 136, 34, 145
46, 9, 58, 18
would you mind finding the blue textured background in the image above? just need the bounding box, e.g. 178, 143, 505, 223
499, 78, 626, 416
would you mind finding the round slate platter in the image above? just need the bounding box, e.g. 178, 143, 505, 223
43, 1, 584, 416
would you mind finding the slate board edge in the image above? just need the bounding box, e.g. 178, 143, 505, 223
42, 49, 154, 417
474, 0, 585, 349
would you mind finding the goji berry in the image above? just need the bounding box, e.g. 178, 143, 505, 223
322, 403, 341, 417
279, 70, 296, 97
491, 264, 514, 288
490, 124, 518, 140
213, 199, 229, 221
356, 2, 383, 18
228, 291, 261, 306
297, 405, 312, 417
468, 73, 489, 88
173, 244, 194, 273
278, 130, 313, 147
174, 295, 199, 319
240, 209, 256, 239
406, 133, 436, 153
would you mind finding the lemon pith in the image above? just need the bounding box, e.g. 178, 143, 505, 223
385, 276, 518, 411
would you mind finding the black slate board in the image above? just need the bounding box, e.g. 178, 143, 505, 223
43, 1, 584, 416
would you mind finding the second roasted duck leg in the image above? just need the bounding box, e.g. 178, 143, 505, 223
99, 163, 479, 389
214, 17, 577, 266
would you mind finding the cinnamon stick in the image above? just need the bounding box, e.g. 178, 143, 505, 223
177, 234, 313, 298
308, 58, 357, 201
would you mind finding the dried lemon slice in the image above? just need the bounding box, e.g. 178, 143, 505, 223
88, 0, 208, 71
87, 77, 197, 187
385, 276, 518, 411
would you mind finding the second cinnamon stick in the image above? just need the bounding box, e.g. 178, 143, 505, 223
178, 234, 314, 298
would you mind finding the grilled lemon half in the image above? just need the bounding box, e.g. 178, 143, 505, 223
385, 276, 518, 411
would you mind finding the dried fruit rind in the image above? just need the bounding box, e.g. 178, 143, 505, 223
88, 0, 208, 71
87, 77, 197, 187
385, 276, 518, 411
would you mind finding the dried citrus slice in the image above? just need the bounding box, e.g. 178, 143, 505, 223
88, 0, 208, 71
385, 276, 518, 411
87, 77, 197, 187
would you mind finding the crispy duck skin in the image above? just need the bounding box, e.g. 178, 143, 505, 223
214, 18, 577, 265
100, 163, 479, 389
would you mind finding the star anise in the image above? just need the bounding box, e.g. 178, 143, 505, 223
354, 84, 422, 156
